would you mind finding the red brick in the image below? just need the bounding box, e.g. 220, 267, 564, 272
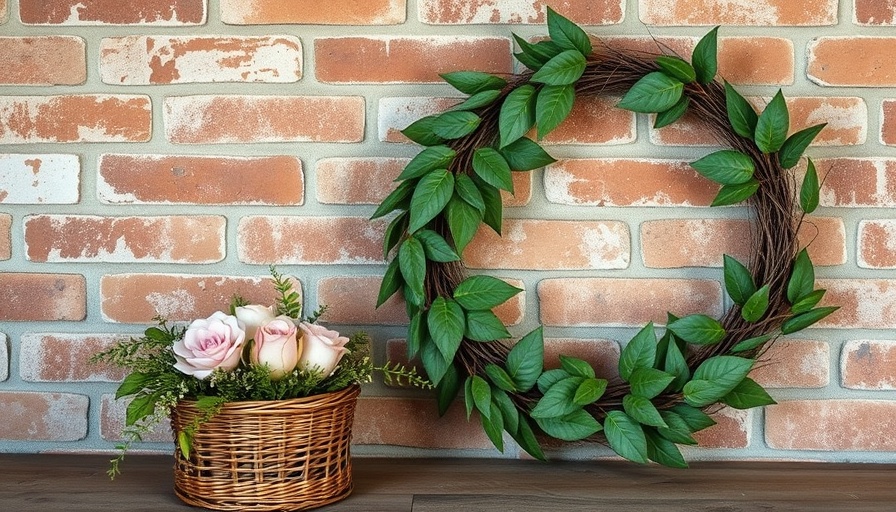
0, 333, 8, 381
539, 278, 723, 327
19, 333, 130, 382
0, 36, 86, 85
98, 154, 303, 205
419, 0, 623, 24
841, 340, 896, 390
100, 274, 296, 323
0, 391, 88, 441
816, 158, 896, 207
855, 0, 896, 25
316, 157, 406, 204
319, 276, 525, 326
641, 217, 846, 268
315, 37, 512, 83
353, 397, 492, 449
639, 0, 837, 26
221, 0, 405, 24
692, 407, 751, 449
751, 339, 830, 389
19, 0, 206, 25
238, 216, 384, 265
100, 394, 170, 442
465, 219, 630, 270
766, 400, 896, 451
164, 95, 363, 143
817, 279, 896, 329
0, 214, 9, 260
545, 158, 716, 207
0, 154, 80, 204
541, 96, 636, 145
100, 36, 301, 85
0, 95, 151, 144
544, 338, 620, 381
652, 97, 867, 147
858, 220, 896, 269
809, 37, 896, 87
25, 215, 225, 263
0, 273, 85, 321
884, 100, 896, 145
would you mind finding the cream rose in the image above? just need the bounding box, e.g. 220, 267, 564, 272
234, 304, 275, 341
297, 322, 349, 376
251, 315, 300, 380
173, 311, 246, 379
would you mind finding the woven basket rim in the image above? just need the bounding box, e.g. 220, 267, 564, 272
175, 383, 361, 410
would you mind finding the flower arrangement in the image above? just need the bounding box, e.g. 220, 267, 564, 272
94, 268, 427, 478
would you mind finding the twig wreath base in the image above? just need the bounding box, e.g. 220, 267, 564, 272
374, 9, 836, 466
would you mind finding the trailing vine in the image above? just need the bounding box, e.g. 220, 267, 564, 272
373, 8, 836, 466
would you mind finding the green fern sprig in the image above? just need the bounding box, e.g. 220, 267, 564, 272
270, 266, 302, 319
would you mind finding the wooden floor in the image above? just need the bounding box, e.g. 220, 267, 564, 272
1, 454, 894, 511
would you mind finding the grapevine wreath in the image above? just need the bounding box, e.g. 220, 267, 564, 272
373, 9, 836, 466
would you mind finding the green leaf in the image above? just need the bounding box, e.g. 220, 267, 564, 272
454, 174, 486, 214
573, 377, 607, 406
398, 237, 426, 307
437, 363, 461, 416
492, 387, 519, 435
537, 368, 570, 394
682, 379, 731, 408
499, 84, 537, 148
445, 195, 482, 255
730, 333, 774, 353
619, 322, 657, 381
477, 178, 503, 235
664, 337, 690, 391
465, 309, 511, 342
530, 376, 584, 419
690, 150, 755, 185
657, 411, 698, 445
481, 401, 505, 451
536, 84, 575, 139
485, 363, 517, 392
513, 35, 563, 71
800, 158, 820, 214
656, 55, 696, 84
712, 179, 760, 207
420, 338, 450, 386
779, 123, 826, 169
454, 275, 522, 310
604, 411, 648, 464
115, 372, 152, 399
692, 26, 719, 84
791, 289, 826, 315
449, 89, 503, 113
431, 111, 481, 140
440, 71, 507, 95
723, 254, 756, 306
781, 307, 839, 334
546, 6, 593, 56
618, 72, 684, 113
629, 368, 675, 399
407, 309, 426, 360
415, 229, 460, 263
471, 375, 492, 420
559, 355, 596, 379
668, 314, 725, 345
535, 409, 602, 442
724, 81, 758, 139
623, 394, 667, 428
376, 258, 403, 307
645, 429, 688, 469
531, 49, 587, 86
383, 211, 409, 257
428, 297, 466, 361
464, 375, 474, 419
506, 326, 544, 393
693, 355, 754, 388
754, 90, 789, 154
177, 430, 192, 459
396, 145, 456, 181
473, 147, 514, 193
401, 115, 444, 146
125, 393, 157, 427
409, 169, 454, 232
653, 95, 690, 129
741, 284, 770, 323
787, 249, 815, 304
670, 404, 716, 432
500, 136, 557, 171
512, 417, 546, 461
722, 377, 776, 409
371, 179, 414, 219
143, 327, 168, 341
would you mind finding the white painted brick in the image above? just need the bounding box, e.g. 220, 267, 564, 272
0, 154, 80, 204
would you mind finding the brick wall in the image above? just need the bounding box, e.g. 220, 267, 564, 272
1, 0, 895, 463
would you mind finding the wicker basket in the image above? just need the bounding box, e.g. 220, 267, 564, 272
170, 384, 360, 512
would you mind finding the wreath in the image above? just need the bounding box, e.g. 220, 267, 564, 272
372, 8, 837, 466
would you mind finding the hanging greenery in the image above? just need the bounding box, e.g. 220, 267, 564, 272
373, 8, 836, 466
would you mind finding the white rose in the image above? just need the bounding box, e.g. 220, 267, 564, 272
234, 304, 275, 341
297, 322, 349, 376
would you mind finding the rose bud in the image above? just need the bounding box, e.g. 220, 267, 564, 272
297, 322, 349, 377
234, 304, 276, 341
251, 316, 300, 380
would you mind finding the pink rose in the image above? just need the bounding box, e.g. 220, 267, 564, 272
234, 304, 275, 341
173, 311, 246, 379
251, 316, 300, 380
297, 322, 349, 376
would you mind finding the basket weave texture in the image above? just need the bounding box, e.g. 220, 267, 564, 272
170, 384, 360, 512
